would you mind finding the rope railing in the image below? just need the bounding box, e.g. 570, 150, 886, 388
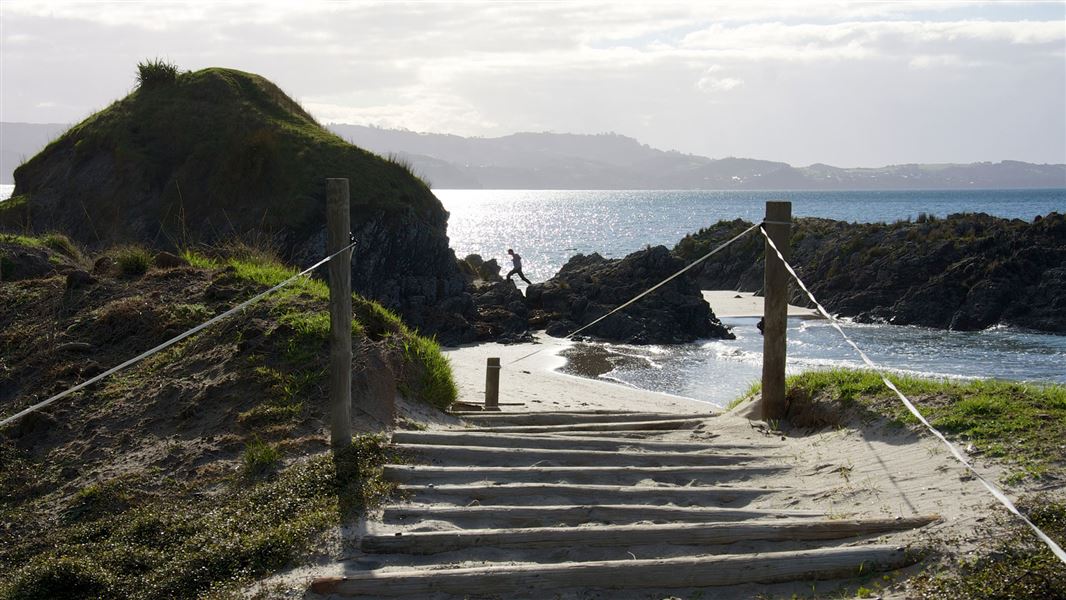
0, 241, 357, 429
507, 222, 762, 365
759, 224, 1066, 566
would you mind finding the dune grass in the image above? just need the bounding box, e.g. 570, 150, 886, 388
1, 436, 398, 600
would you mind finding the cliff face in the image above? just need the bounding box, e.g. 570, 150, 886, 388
1, 68, 475, 343
675, 213, 1066, 333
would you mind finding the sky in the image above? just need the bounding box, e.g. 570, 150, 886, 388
1, 1, 1064, 167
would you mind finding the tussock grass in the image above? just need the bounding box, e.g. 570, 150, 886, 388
242, 437, 281, 477
136, 58, 179, 87
114, 245, 154, 276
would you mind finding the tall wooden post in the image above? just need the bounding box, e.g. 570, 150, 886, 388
485, 357, 501, 411
327, 178, 353, 448
761, 201, 791, 422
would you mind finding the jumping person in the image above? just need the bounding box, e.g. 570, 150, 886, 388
506, 248, 532, 285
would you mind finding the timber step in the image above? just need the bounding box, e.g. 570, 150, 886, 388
454, 411, 718, 426
398, 483, 782, 506
393, 443, 766, 467
381, 503, 827, 528
459, 417, 706, 433
383, 464, 790, 486
392, 430, 773, 451
310, 545, 919, 597
362, 516, 938, 554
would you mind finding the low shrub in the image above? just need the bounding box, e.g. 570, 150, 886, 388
113, 246, 154, 277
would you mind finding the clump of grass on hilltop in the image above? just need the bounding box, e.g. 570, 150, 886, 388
136, 58, 180, 87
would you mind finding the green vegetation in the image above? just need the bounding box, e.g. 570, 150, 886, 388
742, 369, 1066, 599
136, 58, 180, 87
114, 245, 154, 276
908, 495, 1066, 599
242, 437, 282, 477
0, 235, 456, 599
1, 436, 399, 600
8, 65, 438, 244
785, 369, 1066, 483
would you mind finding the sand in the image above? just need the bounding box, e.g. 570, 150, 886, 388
702, 289, 824, 318
267, 303, 1007, 599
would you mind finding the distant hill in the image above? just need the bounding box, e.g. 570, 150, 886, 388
4, 121, 1064, 190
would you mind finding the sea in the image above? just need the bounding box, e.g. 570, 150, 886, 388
436, 188, 1066, 407
4, 185, 1064, 407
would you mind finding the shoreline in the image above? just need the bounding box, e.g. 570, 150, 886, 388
442, 333, 712, 414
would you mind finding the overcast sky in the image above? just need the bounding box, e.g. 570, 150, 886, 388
2, 1, 1064, 167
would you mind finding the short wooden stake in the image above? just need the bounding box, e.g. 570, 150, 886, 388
485, 357, 501, 411
327, 178, 353, 448
761, 201, 791, 422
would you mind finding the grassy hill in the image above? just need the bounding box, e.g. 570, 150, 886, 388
2, 64, 477, 343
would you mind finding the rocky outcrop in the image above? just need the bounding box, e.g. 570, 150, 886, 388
675, 212, 1066, 333
526, 246, 733, 344
457, 254, 530, 343
1, 67, 478, 345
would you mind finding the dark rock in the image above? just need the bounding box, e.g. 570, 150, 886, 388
469, 280, 530, 341
527, 246, 733, 344
462, 254, 504, 283
92, 256, 114, 275
0, 244, 56, 281
65, 269, 97, 290
677, 212, 1066, 334
154, 251, 189, 269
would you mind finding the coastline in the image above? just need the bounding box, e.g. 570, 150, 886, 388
441, 291, 827, 412
442, 333, 712, 414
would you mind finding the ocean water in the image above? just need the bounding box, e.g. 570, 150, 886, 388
437, 188, 1066, 407
437, 188, 1066, 283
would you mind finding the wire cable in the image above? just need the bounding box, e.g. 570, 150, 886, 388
759, 225, 1066, 565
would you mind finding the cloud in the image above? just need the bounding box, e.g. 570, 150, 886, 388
1, 1, 1063, 165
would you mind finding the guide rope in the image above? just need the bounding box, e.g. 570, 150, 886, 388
0, 241, 358, 429
759, 225, 1066, 565
508, 221, 761, 365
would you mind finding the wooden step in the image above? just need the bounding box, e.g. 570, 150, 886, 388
455, 411, 718, 426
309, 545, 919, 597
460, 418, 706, 433
398, 483, 781, 506
383, 464, 788, 486
394, 443, 765, 467
382, 504, 826, 528
392, 430, 769, 452
363, 516, 938, 554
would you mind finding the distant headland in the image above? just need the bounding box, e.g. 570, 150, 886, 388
3, 122, 1064, 190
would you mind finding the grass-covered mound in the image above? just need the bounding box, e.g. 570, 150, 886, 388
733, 369, 1066, 598
3, 66, 440, 249
2, 63, 477, 344
0, 233, 456, 599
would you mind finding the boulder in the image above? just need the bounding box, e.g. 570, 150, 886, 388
526, 246, 733, 344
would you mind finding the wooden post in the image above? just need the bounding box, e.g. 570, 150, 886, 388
328, 178, 353, 448
485, 357, 501, 411
761, 201, 791, 422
